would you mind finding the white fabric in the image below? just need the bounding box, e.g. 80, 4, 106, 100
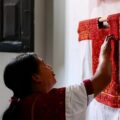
90, 0, 120, 17
65, 82, 94, 120
87, 99, 120, 120
78, 40, 93, 80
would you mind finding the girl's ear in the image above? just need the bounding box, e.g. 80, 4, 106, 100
32, 73, 41, 83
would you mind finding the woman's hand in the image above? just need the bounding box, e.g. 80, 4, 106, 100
99, 34, 115, 61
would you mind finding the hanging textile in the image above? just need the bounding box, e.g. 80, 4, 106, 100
78, 13, 120, 108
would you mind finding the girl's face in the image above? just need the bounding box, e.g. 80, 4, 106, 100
35, 57, 56, 93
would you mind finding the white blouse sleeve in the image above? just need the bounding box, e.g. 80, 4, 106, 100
65, 82, 93, 120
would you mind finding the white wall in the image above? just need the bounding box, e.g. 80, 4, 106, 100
53, 0, 66, 87
65, 0, 91, 86
45, 0, 53, 66
34, 0, 46, 58
52, 0, 91, 87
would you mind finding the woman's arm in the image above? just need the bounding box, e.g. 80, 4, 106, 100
91, 34, 115, 97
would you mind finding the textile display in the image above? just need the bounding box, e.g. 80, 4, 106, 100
78, 13, 120, 108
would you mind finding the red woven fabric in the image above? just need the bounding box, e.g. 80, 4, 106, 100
19, 88, 65, 120
78, 13, 120, 108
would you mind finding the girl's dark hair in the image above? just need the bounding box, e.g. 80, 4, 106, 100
2, 53, 39, 120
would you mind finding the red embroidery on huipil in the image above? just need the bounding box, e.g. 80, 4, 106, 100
78, 19, 91, 40
78, 13, 120, 108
